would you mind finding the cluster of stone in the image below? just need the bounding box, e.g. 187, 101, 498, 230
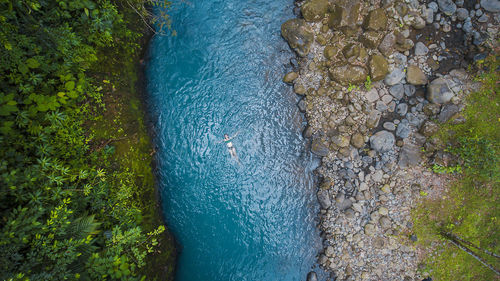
282, 0, 499, 280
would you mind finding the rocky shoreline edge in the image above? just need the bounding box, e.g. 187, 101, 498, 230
280, 0, 499, 280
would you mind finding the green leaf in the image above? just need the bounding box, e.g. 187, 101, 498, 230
0, 104, 18, 115
65, 81, 75, 91
18, 64, 29, 75
26, 58, 40, 68
67, 91, 78, 98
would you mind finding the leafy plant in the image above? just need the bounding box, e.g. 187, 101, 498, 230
347, 83, 359, 92
364, 75, 372, 90
0, 1, 171, 280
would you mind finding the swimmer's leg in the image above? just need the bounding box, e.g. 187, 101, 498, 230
230, 148, 240, 165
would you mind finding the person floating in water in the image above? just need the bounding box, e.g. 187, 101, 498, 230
219, 132, 240, 164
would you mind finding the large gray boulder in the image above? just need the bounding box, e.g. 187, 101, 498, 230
281, 19, 314, 57
398, 144, 423, 167
317, 190, 332, 209
438, 104, 460, 123
481, 0, 500, 12
427, 77, 454, 104
370, 130, 395, 153
301, 0, 330, 22
438, 0, 457, 15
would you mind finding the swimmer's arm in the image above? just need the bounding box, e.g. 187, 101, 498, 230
230, 131, 240, 140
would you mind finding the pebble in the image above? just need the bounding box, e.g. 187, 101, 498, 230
378, 206, 389, 216
456, 8, 468, 21
383, 122, 396, 131
382, 94, 393, 104
414, 42, 429, 56
428, 2, 439, 13
478, 14, 489, 23
396, 119, 411, 138
389, 84, 405, 100
396, 103, 408, 115
462, 20, 473, 33
404, 84, 416, 96
424, 8, 434, 23
384, 68, 405, 86
376, 101, 389, 111
366, 88, 380, 103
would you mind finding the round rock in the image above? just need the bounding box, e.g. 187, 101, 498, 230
456, 8, 469, 21
406, 65, 428, 85
370, 130, 395, 153
384, 68, 405, 86
427, 77, 455, 104
438, 0, 457, 15
414, 42, 429, 56
389, 84, 405, 100
481, 0, 500, 12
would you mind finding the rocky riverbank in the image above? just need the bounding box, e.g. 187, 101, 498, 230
281, 0, 499, 280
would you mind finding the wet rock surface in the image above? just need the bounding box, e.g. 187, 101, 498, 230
282, 0, 498, 279
281, 19, 314, 57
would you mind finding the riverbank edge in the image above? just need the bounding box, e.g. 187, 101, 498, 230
281, 0, 499, 280
136, 27, 178, 281
91, 6, 178, 280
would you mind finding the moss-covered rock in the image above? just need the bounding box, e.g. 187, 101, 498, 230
363, 8, 387, 31
342, 43, 368, 65
316, 34, 328, 45
406, 65, 427, 85
329, 64, 368, 85
368, 54, 389, 81
301, 0, 330, 22
359, 31, 383, 49
281, 19, 314, 57
283, 71, 299, 83
328, 3, 361, 35
324, 45, 341, 60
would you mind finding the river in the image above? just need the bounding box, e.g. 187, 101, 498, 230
146, 1, 322, 280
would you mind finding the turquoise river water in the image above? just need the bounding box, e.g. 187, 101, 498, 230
146, 1, 322, 280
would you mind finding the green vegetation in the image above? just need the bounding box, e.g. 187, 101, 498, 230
364, 75, 372, 91
347, 83, 360, 92
413, 56, 500, 280
0, 0, 174, 280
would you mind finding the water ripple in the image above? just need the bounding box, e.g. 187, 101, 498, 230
146, 0, 322, 280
